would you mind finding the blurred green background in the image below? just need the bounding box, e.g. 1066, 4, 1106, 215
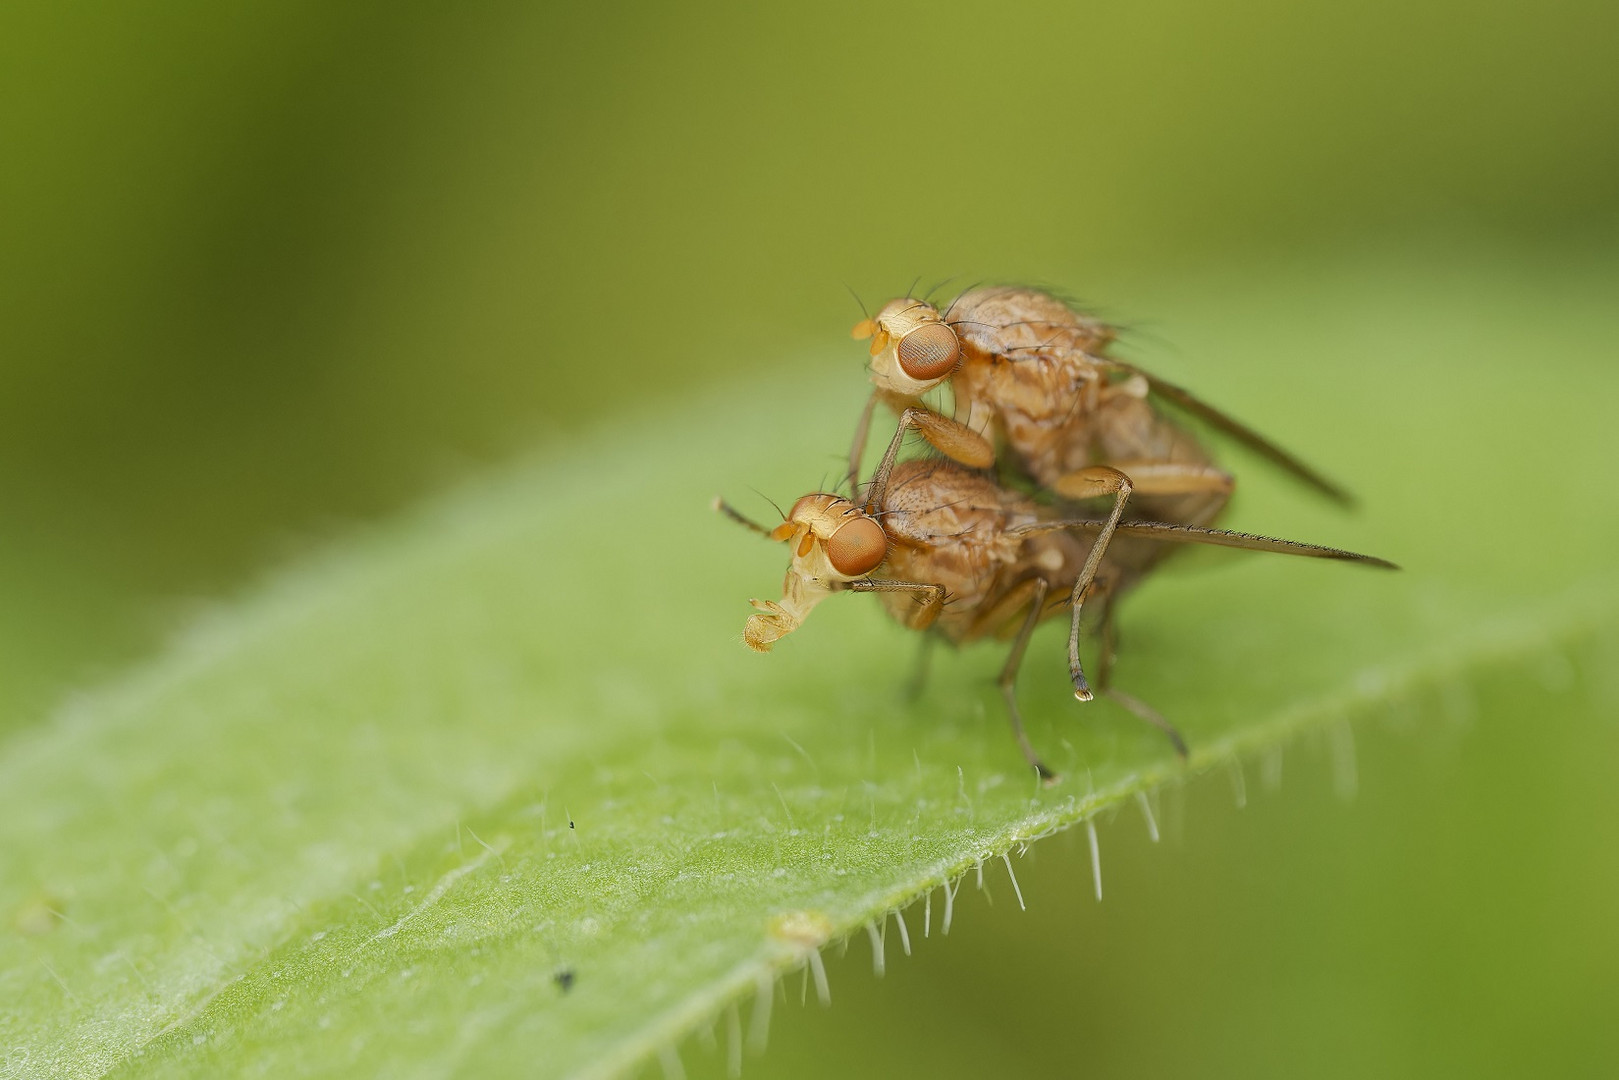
2, 1, 1615, 1076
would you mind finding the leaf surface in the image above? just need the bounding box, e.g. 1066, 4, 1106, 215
3, 264, 1616, 1079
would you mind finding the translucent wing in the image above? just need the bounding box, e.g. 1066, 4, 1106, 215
1013, 518, 1397, 568
1108, 361, 1354, 506
1112, 520, 1395, 567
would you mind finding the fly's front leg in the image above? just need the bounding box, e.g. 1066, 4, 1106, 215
865, 407, 995, 510
914, 408, 995, 469
997, 579, 1058, 783
846, 578, 947, 631
1052, 461, 1233, 699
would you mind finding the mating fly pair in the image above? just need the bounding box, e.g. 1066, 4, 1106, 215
719, 286, 1394, 780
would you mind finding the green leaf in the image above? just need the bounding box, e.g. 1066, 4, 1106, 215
4, 260, 1616, 1079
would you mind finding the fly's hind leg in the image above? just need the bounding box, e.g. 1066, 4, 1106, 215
1053, 466, 1132, 701
1054, 462, 1232, 700
1097, 461, 1235, 498
1092, 596, 1187, 758
998, 579, 1058, 784
1095, 591, 1120, 691
1102, 687, 1188, 758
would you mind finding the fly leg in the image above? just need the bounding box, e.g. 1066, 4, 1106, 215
1108, 460, 1235, 528
1093, 595, 1187, 758
845, 391, 877, 496
1053, 462, 1233, 699
1103, 687, 1188, 758
904, 632, 937, 701
1094, 590, 1120, 691
865, 407, 994, 509
998, 579, 1058, 783
1097, 461, 1234, 497
1053, 466, 1132, 701
845, 578, 947, 631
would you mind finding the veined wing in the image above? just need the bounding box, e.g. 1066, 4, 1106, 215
1011, 518, 1396, 568
1107, 361, 1355, 506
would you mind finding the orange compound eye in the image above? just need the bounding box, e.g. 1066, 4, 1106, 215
895, 323, 961, 381
826, 516, 887, 576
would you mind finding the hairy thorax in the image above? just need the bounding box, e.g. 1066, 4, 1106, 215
875, 460, 1020, 636
872, 460, 1140, 642
948, 287, 1223, 526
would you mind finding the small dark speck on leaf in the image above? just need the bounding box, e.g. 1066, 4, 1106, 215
554, 967, 576, 993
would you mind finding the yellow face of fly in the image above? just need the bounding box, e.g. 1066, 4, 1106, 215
853, 298, 963, 397
742, 494, 888, 652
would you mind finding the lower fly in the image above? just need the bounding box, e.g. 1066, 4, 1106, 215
719, 427, 1394, 781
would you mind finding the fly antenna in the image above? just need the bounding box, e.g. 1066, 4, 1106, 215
714, 496, 778, 538
842, 282, 871, 320
747, 486, 788, 521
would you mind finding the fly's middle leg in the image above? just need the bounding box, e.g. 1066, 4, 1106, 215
1092, 597, 1188, 758
904, 632, 937, 701
997, 578, 1057, 783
